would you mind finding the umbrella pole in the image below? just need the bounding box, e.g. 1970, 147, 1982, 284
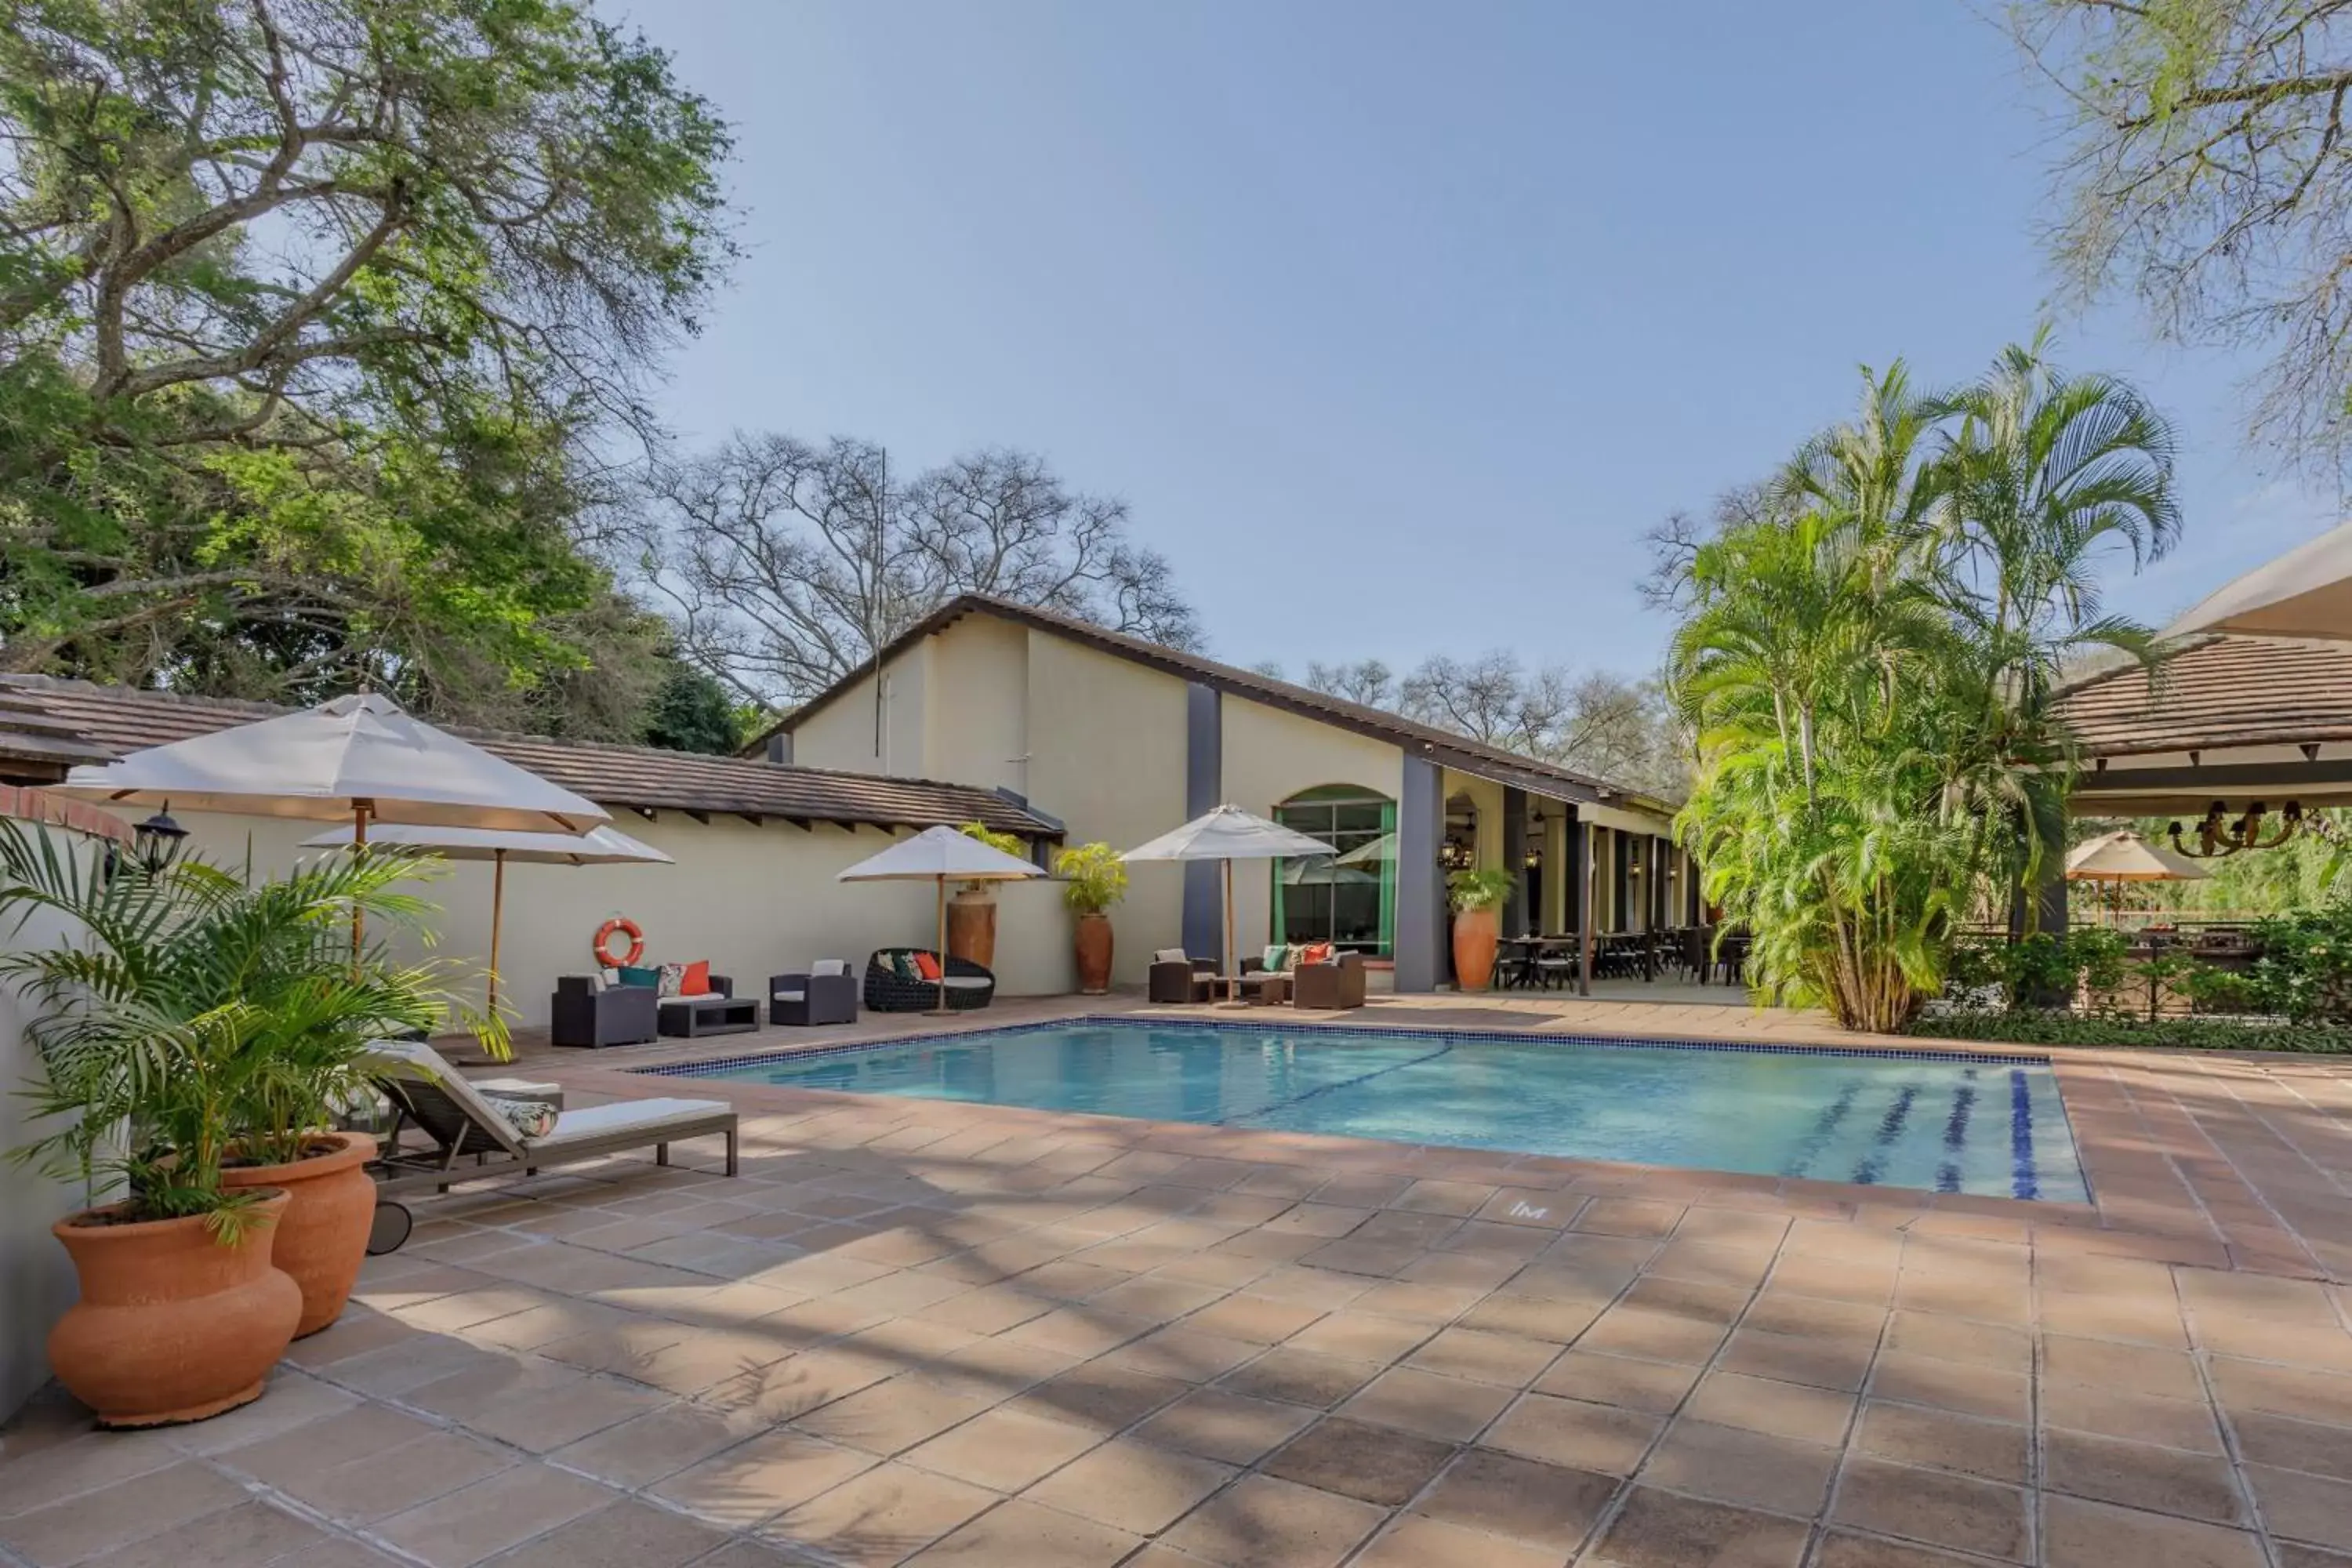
934, 876, 951, 1015
1224, 858, 1237, 1004
488, 848, 506, 1016
350, 801, 371, 966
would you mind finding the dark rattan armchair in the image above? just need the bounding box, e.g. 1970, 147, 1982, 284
771, 959, 858, 1025
1292, 952, 1367, 1010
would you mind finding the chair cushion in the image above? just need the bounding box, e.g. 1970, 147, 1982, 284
772, 988, 807, 1003
681, 959, 712, 996
1153, 948, 1188, 965
812, 958, 851, 978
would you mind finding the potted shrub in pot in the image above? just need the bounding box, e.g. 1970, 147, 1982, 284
0, 823, 499, 1398
949, 822, 1025, 968
1055, 843, 1128, 994
1448, 867, 1516, 992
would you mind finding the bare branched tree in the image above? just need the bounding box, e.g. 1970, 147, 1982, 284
1304, 659, 1397, 707
2015, 0, 2352, 471
633, 434, 1200, 705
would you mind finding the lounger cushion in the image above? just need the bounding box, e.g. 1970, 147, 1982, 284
941, 975, 990, 990
529, 1098, 732, 1147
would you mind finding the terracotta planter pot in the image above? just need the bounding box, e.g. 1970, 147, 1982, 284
946, 891, 998, 969
220, 1131, 376, 1337
49, 1189, 301, 1428
1452, 906, 1501, 992
1073, 911, 1114, 995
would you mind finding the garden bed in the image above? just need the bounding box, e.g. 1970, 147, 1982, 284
1908, 1010, 2352, 1054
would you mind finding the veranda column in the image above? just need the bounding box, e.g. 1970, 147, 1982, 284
1394, 753, 1444, 993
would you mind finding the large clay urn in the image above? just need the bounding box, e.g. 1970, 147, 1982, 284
946, 887, 998, 968
1073, 911, 1114, 995
220, 1131, 376, 1337
49, 1189, 302, 1427
1451, 906, 1501, 993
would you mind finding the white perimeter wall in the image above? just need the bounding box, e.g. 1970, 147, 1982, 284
169, 810, 1076, 1029
1, 898, 93, 1419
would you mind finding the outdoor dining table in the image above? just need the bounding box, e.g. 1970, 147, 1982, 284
1496, 935, 1579, 990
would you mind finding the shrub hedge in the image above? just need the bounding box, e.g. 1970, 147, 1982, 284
1907, 1011, 2352, 1054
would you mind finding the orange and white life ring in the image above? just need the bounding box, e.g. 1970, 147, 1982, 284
593, 916, 644, 969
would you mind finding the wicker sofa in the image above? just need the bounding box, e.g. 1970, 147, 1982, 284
865, 949, 995, 1012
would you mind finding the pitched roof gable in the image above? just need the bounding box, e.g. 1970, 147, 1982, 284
755, 594, 1678, 815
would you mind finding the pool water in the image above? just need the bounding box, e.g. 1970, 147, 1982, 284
662, 1022, 2088, 1203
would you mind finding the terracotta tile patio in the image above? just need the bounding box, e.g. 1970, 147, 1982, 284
5, 991, 2352, 1566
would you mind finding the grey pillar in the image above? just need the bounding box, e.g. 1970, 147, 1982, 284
1181, 683, 1222, 960
1501, 787, 1528, 937
1395, 753, 1444, 993
1570, 810, 1592, 996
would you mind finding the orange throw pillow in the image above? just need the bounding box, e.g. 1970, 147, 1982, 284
680, 960, 711, 996
1299, 942, 1334, 967
912, 951, 943, 981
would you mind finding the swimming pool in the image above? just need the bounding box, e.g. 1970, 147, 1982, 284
654, 1021, 2089, 1203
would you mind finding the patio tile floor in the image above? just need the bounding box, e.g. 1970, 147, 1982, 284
5, 990, 2352, 1565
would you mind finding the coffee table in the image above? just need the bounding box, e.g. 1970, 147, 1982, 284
658, 996, 760, 1038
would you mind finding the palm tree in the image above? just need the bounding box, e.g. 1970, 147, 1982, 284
1665, 342, 2180, 1031
0, 823, 499, 1232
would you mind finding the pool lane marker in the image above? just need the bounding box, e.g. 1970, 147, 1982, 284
1937, 1073, 1977, 1194
1225, 1040, 1457, 1128
1777, 1080, 1861, 1180
1850, 1083, 1922, 1186
2009, 1069, 2039, 1201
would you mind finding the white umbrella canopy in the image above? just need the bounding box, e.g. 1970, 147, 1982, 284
2064, 829, 2209, 883
837, 826, 1043, 1014
302, 822, 670, 867
2165, 519, 2352, 641
2065, 829, 2208, 927
1123, 806, 1333, 1004
1122, 804, 1332, 864
58, 692, 609, 834
301, 823, 673, 1014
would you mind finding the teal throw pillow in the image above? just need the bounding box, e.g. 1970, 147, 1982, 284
1261, 944, 1290, 973
616, 965, 661, 988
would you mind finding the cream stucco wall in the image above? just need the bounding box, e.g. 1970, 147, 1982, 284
1022, 630, 1190, 985
924, 616, 1031, 797
1221, 698, 1403, 960
165, 809, 1075, 1030
788, 644, 931, 779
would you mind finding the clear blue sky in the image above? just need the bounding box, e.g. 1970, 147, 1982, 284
615, 0, 2340, 681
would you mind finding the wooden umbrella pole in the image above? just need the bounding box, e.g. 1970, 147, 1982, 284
350, 800, 371, 967
488, 848, 506, 1016
935, 876, 950, 1014
1223, 858, 1237, 1004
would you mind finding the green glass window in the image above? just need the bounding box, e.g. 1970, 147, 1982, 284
1270, 787, 1395, 956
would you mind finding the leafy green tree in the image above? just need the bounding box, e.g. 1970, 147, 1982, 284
640, 660, 742, 755
2013, 0, 2352, 470
1664, 341, 2180, 1030
0, 0, 732, 723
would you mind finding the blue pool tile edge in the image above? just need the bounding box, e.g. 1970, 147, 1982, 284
628, 1012, 2059, 1081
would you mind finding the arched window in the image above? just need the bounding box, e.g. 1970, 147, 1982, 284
1272, 785, 1396, 956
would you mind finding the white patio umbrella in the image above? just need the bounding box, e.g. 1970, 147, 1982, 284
302, 822, 672, 1014
2064, 829, 2209, 925
2166, 518, 2352, 641
1123, 805, 1333, 1004
59, 691, 608, 954
837, 826, 1043, 1014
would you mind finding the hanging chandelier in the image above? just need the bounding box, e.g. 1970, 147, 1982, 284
2165, 800, 2307, 859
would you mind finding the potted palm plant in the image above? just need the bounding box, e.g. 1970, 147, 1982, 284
1055, 842, 1128, 994
949, 821, 1025, 967
1448, 867, 1517, 992
0, 824, 497, 1422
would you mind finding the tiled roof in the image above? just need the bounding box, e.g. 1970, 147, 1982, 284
0, 675, 1059, 837
0, 685, 118, 780
2054, 636, 2352, 759
757, 593, 1680, 815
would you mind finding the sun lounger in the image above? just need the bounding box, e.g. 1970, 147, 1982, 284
362, 1038, 739, 1200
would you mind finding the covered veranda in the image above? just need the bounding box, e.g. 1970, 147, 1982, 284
1389, 751, 1725, 997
